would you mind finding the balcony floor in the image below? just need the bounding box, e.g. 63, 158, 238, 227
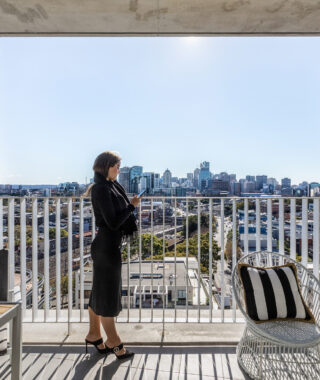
0, 344, 250, 380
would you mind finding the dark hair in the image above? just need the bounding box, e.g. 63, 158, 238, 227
83, 150, 121, 197
93, 150, 121, 178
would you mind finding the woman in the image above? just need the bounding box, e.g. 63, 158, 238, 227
83, 150, 141, 359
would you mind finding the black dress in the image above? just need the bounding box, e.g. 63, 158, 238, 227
88, 171, 137, 317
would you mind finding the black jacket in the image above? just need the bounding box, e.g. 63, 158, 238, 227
91, 171, 138, 237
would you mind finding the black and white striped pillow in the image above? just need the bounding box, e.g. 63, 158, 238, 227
238, 263, 315, 323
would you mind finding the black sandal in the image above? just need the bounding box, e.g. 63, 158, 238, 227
107, 343, 135, 360
85, 338, 107, 354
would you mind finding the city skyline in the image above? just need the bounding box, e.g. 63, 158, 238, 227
0, 162, 314, 188
1, 37, 320, 185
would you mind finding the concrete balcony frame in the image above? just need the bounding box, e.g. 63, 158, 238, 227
1, 0, 320, 36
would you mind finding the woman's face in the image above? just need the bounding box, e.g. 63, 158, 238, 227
107, 161, 121, 181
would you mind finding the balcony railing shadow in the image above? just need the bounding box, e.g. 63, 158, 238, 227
0, 344, 251, 379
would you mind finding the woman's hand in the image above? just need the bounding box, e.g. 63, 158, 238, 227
130, 195, 141, 208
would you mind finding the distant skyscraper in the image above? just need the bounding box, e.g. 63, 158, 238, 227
141, 172, 155, 194
119, 167, 130, 192
199, 161, 211, 189
267, 178, 278, 187
246, 175, 255, 182
255, 175, 267, 190
219, 172, 230, 182
193, 168, 200, 189
154, 173, 160, 189
187, 173, 193, 181
200, 161, 210, 169
129, 166, 143, 193
281, 177, 291, 189
229, 174, 236, 182
230, 181, 241, 195
163, 169, 172, 188
244, 181, 255, 193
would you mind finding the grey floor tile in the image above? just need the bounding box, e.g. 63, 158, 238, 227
0, 345, 247, 380
67, 353, 105, 380
224, 354, 246, 380
133, 368, 180, 380
136, 353, 182, 373
101, 364, 136, 379
178, 373, 224, 380
23, 353, 52, 380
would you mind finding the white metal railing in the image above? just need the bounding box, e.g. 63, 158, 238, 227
0, 196, 319, 324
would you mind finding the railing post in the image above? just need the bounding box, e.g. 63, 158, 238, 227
197, 198, 201, 323
244, 198, 248, 255
220, 198, 225, 322
209, 198, 213, 323
20, 198, 26, 320
313, 199, 319, 280
290, 199, 296, 261
8, 198, 15, 302
232, 198, 237, 322
185, 198, 189, 322
279, 199, 284, 256
56, 198, 61, 321
302, 198, 308, 267
256, 198, 261, 253
151, 198, 154, 322
138, 200, 142, 322
79, 197, 84, 322
0, 249, 8, 355
67, 198, 73, 333
44, 198, 50, 321
32, 198, 38, 321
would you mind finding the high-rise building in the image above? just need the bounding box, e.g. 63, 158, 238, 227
163, 169, 172, 188
193, 168, 200, 189
212, 180, 229, 192
246, 175, 255, 182
118, 167, 131, 192
230, 181, 241, 196
255, 175, 267, 190
299, 181, 309, 196
141, 172, 155, 194
199, 161, 211, 189
229, 174, 237, 182
310, 183, 320, 197
239, 179, 246, 193
187, 173, 193, 181
219, 172, 230, 182
129, 166, 143, 193
186, 173, 193, 187
281, 178, 291, 189
154, 173, 160, 189
267, 178, 278, 187
244, 181, 255, 193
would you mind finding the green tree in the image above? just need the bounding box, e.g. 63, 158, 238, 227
60, 274, 75, 306
49, 227, 68, 239
182, 213, 216, 238
236, 200, 256, 211
122, 233, 168, 260
14, 225, 33, 246
176, 232, 220, 274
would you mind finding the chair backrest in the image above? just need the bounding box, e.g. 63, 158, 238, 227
231, 251, 320, 324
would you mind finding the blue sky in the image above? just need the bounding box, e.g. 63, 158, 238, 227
1, 37, 319, 185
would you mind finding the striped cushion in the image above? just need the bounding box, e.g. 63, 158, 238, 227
238, 263, 315, 323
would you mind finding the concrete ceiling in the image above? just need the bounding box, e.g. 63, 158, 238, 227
0, 0, 320, 36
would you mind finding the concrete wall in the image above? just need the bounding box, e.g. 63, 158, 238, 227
0, 0, 320, 36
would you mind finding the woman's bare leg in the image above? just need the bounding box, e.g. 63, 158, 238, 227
100, 317, 126, 355
86, 306, 105, 349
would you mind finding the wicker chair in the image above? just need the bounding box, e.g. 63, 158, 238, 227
232, 251, 320, 380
